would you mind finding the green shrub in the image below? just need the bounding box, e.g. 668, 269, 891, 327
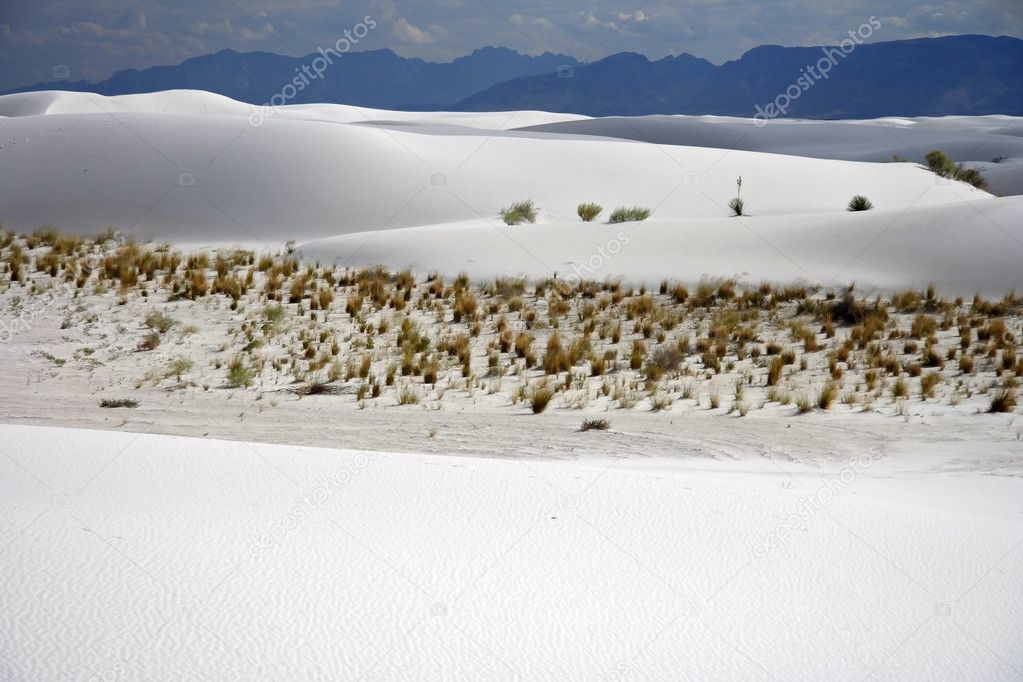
226, 356, 253, 387
608, 206, 650, 223
926, 150, 956, 177
925, 149, 988, 191
137, 332, 161, 351
144, 311, 177, 333
500, 200, 537, 226
847, 195, 873, 211
167, 356, 195, 381
953, 165, 988, 191
577, 203, 603, 222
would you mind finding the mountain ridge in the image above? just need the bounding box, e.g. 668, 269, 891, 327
4, 35, 1021, 117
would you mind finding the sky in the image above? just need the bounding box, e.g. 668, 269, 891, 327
1, 0, 1021, 90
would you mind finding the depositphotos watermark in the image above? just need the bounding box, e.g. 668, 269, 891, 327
249, 16, 377, 127
248, 454, 371, 555
753, 16, 882, 127
557, 230, 632, 294
749, 450, 876, 559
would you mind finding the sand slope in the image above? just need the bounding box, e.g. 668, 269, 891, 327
299, 197, 1023, 296
2, 424, 1021, 680
1, 90, 1021, 293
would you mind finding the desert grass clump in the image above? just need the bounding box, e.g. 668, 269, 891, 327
500, 200, 538, 226
892, 377, 909, 399
580, 418, 610, 431
708, 386, 721, 409
144, 311, 177, 333
988, 388, 1017, 413
767, 355, 784, 386
817, 380, 839, 410
920, 372, 941, 400
397, 385, 421, 405
226, 356, 254, 387
577, 203, 603, 222
608, 206, 650, 223
650, 394, 673, 412
543, 333, 572, 374
847, 195, 873, 211
645, 344, 683, 381
167, 356, 195, 381
137, 332, 161, 351
527, 384, 555, 413
728, 197, 744, 217
99, 398, 139, 408
630, 340, 647, 371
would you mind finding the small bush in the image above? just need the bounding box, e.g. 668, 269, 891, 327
500, 200, 538, 226
989, 388, 1017, 413
926, 149, 989, 191
847, 195, 873, 212
99, 398, 138, 408
926, 150, 956, 177
580, 418, 610, 431
608, 206, 650, 223
167, 356, 195, 381
226, 356, 253, 387
577, 203, 603, 222
144, 311, 177, 333
137, 332, 161, 351
728, 197, 744, 217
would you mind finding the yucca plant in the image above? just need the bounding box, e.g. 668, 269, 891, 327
577, 203, 603, 222
608, 206, 650, 223
847, 195, 873, 211
500, 200, 538, 226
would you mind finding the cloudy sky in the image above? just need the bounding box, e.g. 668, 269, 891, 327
1, 0, 1021, 90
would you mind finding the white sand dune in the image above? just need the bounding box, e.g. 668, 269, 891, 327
2, 424, 1021, 680
517, 115, 1023, 195
1, 90, 1021, 294
299, 197, 1023, 296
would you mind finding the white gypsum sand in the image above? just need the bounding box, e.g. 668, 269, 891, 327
1, 423, 1021, 680
2, 88, 1023, 681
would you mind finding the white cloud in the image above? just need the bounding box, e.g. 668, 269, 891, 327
392, 16, 445, 45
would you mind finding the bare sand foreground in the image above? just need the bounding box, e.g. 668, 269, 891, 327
2, 422, 1023, 680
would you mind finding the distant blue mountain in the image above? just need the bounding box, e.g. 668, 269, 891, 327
457, 35, 1023, 118
1, 46, 579, 110
5, 36, 1021, 118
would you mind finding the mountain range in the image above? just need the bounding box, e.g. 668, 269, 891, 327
5, 35, 1021, 118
